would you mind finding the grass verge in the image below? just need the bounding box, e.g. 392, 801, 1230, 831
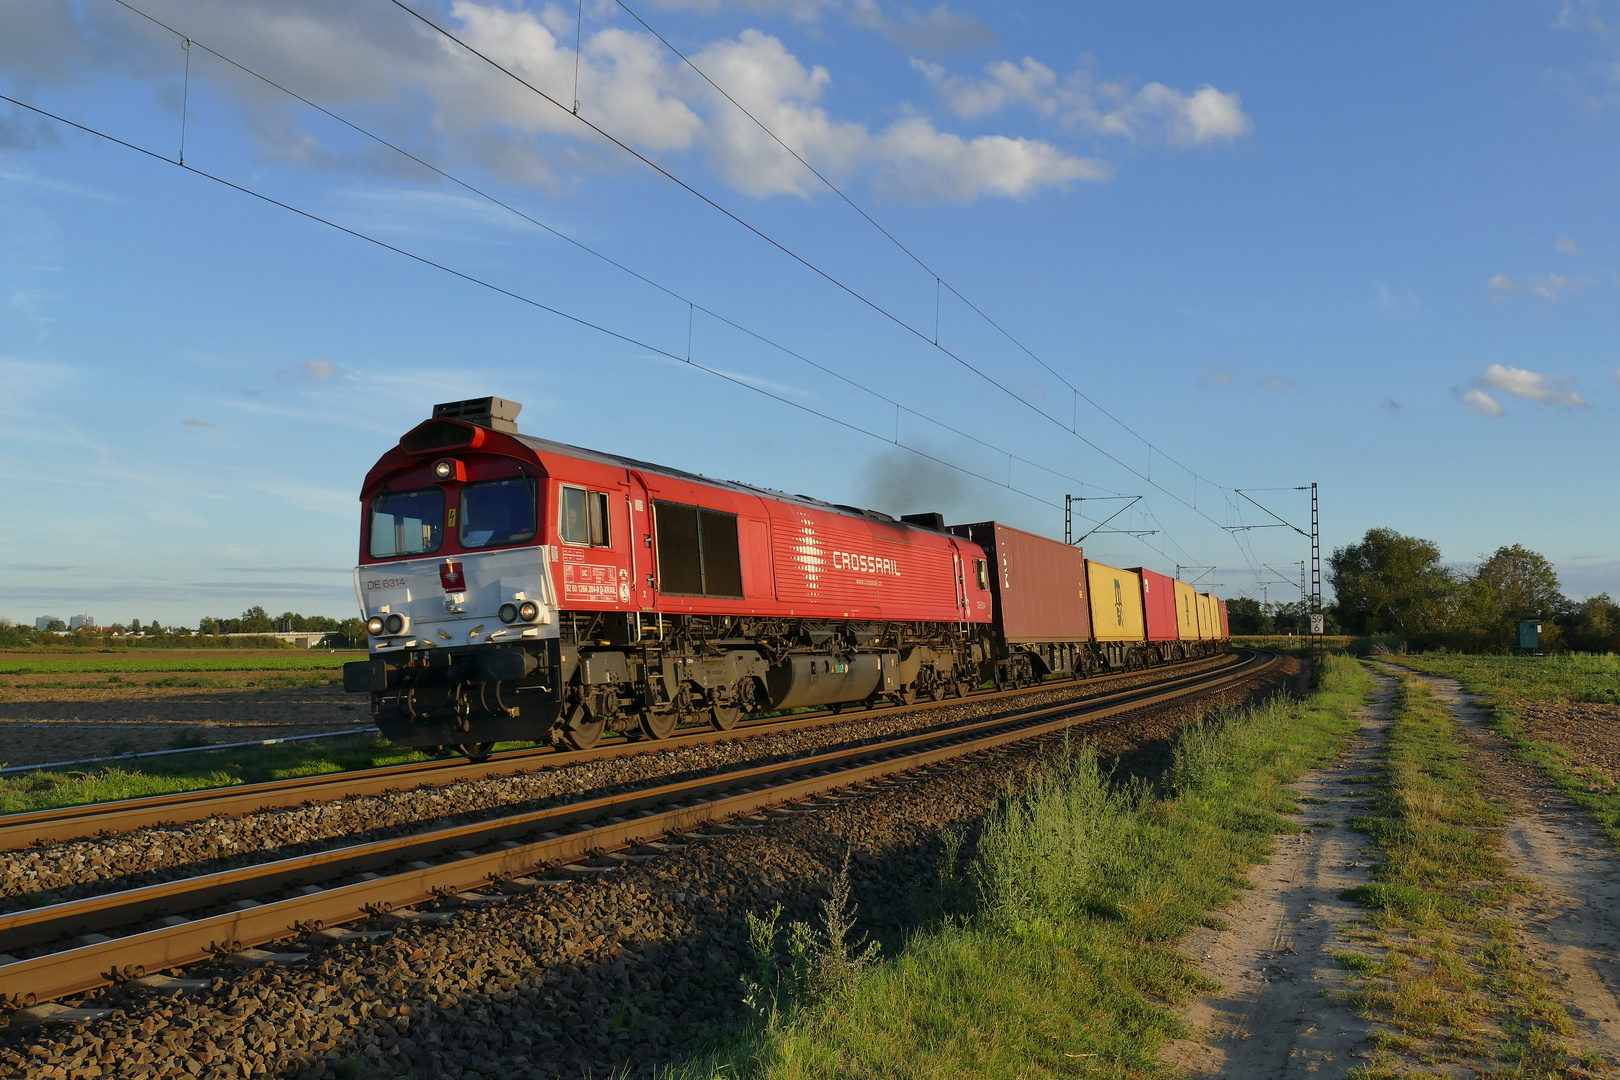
664, 653, 1371, 1079
0, 737, 545, 816
1338, 673, 1591, 1078
1387, 653, 1620, 854
0, 651, 359, 675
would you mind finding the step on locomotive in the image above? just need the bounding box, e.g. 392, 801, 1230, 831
342, 398, 1229, 759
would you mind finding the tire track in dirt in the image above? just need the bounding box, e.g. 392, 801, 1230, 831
1160, 673, 1394, 1078
1411, 670, 1620, 1064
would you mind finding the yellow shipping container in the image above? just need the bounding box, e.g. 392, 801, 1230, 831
1086, 560, 1146, 641
1173, 579, 1198, 641
1197, 593, 1218, 640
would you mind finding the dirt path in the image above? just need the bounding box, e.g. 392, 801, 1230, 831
1160, 674, 1394, 1078
1410, 670, 1620, 1062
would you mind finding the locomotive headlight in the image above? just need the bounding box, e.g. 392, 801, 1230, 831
517, 600, 540, 622
431, 458, 465, 482
366, 616, 386, 636
498, 602, 519, 624
433, 459, 453, 479
384, 612, 409, 635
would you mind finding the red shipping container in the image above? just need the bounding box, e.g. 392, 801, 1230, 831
1218, 599, 1230, 639
952, 522, 1090, 642
1130, 567, 1180, 643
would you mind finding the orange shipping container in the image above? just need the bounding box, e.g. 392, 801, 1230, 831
952, 522, 1090, 642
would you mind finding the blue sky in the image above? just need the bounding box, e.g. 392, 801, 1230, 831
2, 0, 1617, 627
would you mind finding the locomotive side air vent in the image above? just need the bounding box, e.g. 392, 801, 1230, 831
901, 512, 946, 532
432, 396, 523, 433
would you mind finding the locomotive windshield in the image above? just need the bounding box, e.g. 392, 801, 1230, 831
460, 477, 538, 549
369, 489, 444, 558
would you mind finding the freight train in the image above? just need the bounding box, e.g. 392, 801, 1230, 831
342, 398, 1229, 759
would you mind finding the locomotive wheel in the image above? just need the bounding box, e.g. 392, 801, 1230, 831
458, 742, 494, 763
928, 678, 946, 702
641, 709, 678, 740
709, 701, 741, 732
954, 678, 970, 698
895, 686, 917, 707
562, 702, 606, 751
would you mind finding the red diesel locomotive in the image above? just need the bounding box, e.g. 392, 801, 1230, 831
342, 398, 1227, 758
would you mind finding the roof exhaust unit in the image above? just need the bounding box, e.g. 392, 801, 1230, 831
432, 397, 523, 433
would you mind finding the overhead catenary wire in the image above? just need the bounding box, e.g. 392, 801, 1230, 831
98, 0, 1209, 553
0, 91, 1145, 533
102, 1, 1142, 510
384, 0, 1260, 573
612, 0, 1211, 492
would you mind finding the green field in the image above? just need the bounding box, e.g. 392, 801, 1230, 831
0, 651, 361, 675
1386, 652, 1620, 706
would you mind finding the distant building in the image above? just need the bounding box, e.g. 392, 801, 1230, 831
224, 631, 338, 649
69, 613, 97, 630
34, 615, 65, 631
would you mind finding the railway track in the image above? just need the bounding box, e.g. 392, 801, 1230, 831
0, 652, 1240, 850
0, 649, 1277, 1012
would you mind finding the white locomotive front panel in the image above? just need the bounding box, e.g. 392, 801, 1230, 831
356, 548, 559, 653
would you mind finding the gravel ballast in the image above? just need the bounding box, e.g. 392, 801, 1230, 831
0, 658, 1236, 913
0, 657, 1297, 1080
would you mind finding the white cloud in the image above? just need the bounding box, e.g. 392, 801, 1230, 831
646, 0, 841, 24
915, 56, 1252, 146
1258, 375, 1288, 390
298, 360, 340, 381
692, 30, 1104, 200
1486, 272, 1583, 300
1198, 364, 1235, 387
847, 0, 996, 52
3, 1, 1096, 206
181, 418, 216, 428
1474, 363, 1588, 407
647, 0, 992, 48
1460, 388, 1504, 417
1555, 233, 1586, 254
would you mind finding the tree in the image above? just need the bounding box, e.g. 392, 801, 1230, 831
1328, 528, 1455, 635
240, 606, 274, 634
1225, 597, 1271, 634
1563, 594, 1620, 654
339, 618, 369, 648
1473, 545, 1562, 622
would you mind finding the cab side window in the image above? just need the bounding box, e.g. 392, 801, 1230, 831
974, 559, 989, 590
560, 486, 611, 547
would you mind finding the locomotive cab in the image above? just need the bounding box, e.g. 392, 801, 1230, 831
343, 398, 564, 759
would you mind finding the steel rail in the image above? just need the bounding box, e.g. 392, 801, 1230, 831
0, 653, 1238, 850
0, 651, 1258, 950
0, 650, 1276, 1008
